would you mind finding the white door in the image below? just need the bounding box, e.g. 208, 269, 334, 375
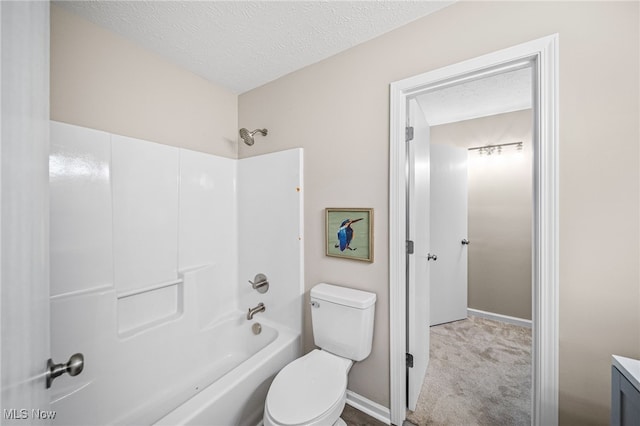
0, 1, 51, 422
407, 100, 430, 411
429, 144, 468, 326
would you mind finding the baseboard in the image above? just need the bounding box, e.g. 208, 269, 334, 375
467, 308, 532, 328
257, 390, 391, 426
346, 389, 391, 425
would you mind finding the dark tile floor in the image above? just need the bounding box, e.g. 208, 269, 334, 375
341, 404, 387, 426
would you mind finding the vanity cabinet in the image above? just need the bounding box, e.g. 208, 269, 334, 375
611, 356, 640, 426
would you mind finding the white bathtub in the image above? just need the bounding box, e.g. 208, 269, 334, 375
51, 310, 299, 426
152, 316, 299, 426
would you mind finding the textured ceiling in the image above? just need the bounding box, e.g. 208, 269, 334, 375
416, 67, 532, 126
58, 1, 455, 94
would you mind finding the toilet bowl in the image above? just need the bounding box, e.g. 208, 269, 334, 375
263, 283, 376, 426
263, 350, 352, 426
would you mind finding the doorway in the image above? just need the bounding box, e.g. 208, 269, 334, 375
409, 91, 535, 424
420, 73, 535, 328
389, 35, 559, 426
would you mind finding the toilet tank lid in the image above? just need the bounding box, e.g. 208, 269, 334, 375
311, 283, 376, 309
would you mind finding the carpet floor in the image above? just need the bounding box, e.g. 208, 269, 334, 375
406, 316, 532, 426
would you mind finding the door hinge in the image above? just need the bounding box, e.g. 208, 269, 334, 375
406, 240, 414, 255
406, 352, 414, 368
405, 126, 414, 142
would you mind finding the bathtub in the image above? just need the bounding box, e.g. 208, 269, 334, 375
50, 310, 300, 426
152, 316, 300, 426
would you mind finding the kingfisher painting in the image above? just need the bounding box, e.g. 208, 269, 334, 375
326, 208, 373, 262
334, 218, 364, 252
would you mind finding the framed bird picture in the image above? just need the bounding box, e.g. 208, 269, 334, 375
325, 208, 373, 262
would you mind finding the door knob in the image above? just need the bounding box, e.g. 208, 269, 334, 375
427, 253, 438, 261
46, 353, 84, 389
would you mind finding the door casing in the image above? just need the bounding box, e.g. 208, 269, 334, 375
389, 34, 559, 426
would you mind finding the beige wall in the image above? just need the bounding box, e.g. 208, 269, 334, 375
239, 2, 639, 424
431, 110, 533, 320
51, 5, 238, 158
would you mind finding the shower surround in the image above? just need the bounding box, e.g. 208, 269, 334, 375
49, 121, 303, 425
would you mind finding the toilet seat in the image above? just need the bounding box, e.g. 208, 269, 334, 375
265, 350, 352, 426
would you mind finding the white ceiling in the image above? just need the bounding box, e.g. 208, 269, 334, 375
416, 67, 533, 126
57, 1, 455, 94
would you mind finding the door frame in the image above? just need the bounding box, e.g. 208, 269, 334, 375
389, 34, 559, 426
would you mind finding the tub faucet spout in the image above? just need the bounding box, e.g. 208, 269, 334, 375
247, 303, 265, 320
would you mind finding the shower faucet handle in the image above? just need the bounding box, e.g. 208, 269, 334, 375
248, 273, 269, 294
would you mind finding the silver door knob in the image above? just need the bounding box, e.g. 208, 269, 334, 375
427, 253, 438, 261
46, 353, 84, 389
461, 239, 470, 245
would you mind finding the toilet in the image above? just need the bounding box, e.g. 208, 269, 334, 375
264, 283, 376, 426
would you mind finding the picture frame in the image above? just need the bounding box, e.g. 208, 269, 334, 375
325, 208, 374, 262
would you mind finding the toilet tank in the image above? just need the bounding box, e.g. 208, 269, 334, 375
310, 283, 376, 362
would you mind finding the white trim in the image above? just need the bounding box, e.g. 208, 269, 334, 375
346, 390, 391, 425
467, 308, 532, 328
389, 34, 559, 426
388, 80, 408, 426
532, 32, 560, 426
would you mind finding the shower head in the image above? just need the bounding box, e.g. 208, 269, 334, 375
239, 128, 268, 146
